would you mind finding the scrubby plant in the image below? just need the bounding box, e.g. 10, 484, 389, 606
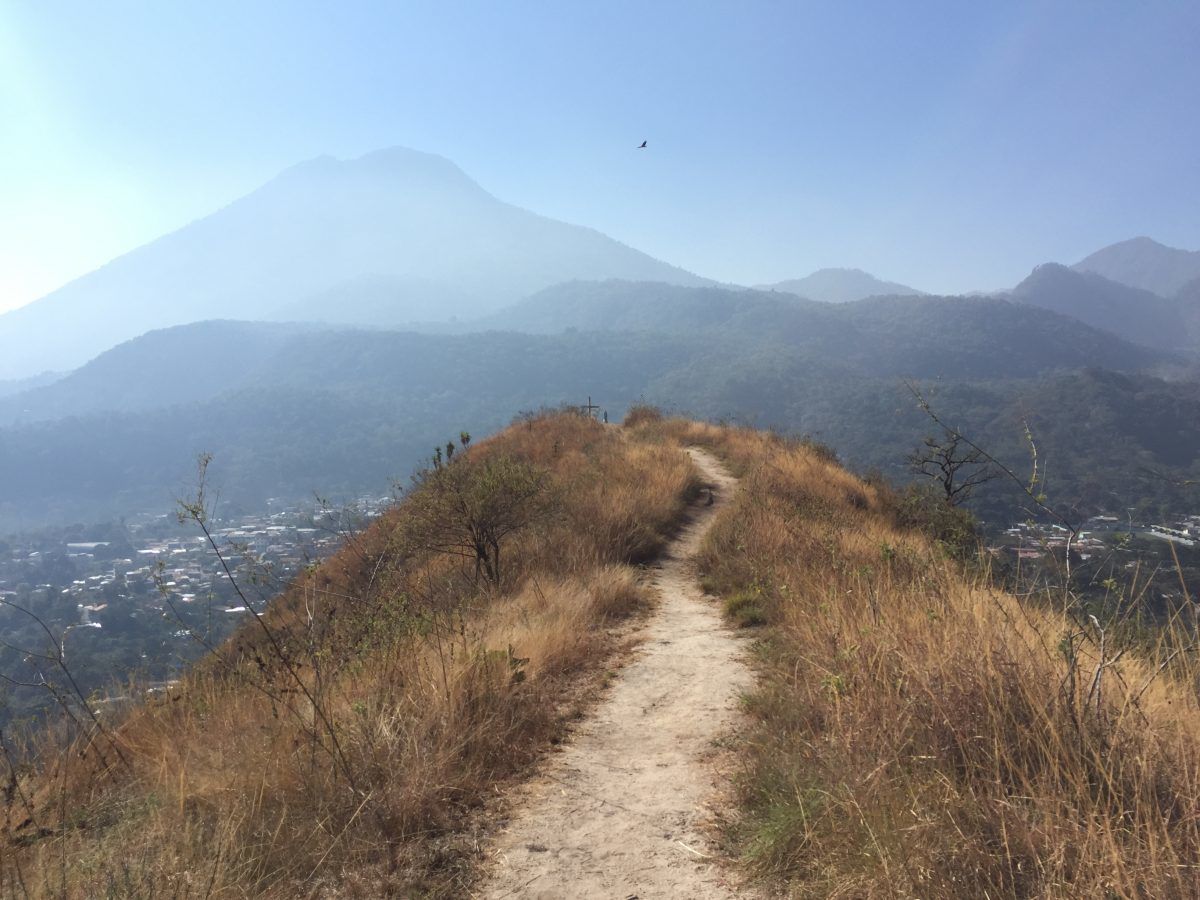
622, 404, 664, 427
908, 426, 998, 506
402, 445, 549, 588
723, 588, 768, 628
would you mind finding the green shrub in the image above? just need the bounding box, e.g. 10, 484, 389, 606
724, 590, 768, 627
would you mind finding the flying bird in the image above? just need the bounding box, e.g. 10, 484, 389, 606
637, 140, 647, 149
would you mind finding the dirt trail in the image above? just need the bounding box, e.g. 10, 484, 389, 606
481, 448, 752, 899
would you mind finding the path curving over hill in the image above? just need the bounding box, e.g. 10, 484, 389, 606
482, 447, 753, 898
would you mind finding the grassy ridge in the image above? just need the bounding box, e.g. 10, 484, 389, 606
13, 409, 1200, 898
5, 413, 699, 896
633, 414, 1200, 898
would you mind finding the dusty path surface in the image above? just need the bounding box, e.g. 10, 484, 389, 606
481, 448, 752, 899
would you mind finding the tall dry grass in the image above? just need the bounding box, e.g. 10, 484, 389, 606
3, 412, 699, 897
633, 415, 1200, 898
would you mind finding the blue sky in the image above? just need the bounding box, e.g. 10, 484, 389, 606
2, 1, 1198, 312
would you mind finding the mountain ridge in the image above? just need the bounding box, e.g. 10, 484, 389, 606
0, 147, 709, 378
1012, 262, 1194, 353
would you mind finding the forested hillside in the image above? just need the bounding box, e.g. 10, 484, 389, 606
2, 281, 1197, 530
493, 280, 1171, 374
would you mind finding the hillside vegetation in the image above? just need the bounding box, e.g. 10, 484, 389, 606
2, 413, 699, 896
630, 414, 1200, 897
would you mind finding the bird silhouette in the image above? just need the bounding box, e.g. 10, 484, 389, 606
637, 140, 647, 149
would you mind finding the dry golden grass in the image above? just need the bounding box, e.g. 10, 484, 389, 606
632, 415, 1200, 899
3, 412, 699, 898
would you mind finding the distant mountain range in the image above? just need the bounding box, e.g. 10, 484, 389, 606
492, 280, 1166, 378
0, 148, 707, 379
3, 282, 1167, 435
757, 268, 922, 303
0, 279, 1189, 528
1073, 237, 1200, 298
1, 144, 1198, 531
3, 143, 1196, 383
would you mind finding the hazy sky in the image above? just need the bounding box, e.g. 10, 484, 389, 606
2, 2, 1198, 312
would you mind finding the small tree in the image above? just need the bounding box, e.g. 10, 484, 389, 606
404, 448, 548, 587
908, 427, 997, 507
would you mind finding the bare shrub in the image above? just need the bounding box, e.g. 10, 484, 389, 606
622, 404, 664, 427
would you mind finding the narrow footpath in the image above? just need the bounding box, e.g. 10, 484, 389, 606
482, 448, 752, 899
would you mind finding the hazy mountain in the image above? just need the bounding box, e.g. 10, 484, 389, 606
757, 268, 923, 303
5, 281, 1165, 432
271, 274, 482, 328
1073, 237, 1200, 297
1179, 278, 1200, 342
492, 280, 1166, 377
1011, 263, 1191, 352
0, 147, 707, 379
